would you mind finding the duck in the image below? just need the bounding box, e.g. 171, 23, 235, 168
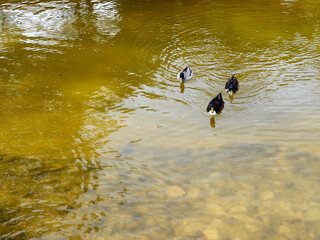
177, 66, 193, 83
206, 92, 224, 115
225, 74, 239, 97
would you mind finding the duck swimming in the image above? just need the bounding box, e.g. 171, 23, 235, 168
177, 66, 193, 83
206, 92, 224, 115
225, 74, 239, 97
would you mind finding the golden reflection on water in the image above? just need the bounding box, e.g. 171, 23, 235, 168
210, 116, 215, 128
0, 0, 320, 239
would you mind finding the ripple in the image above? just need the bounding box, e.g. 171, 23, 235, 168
1, 0, 320, 239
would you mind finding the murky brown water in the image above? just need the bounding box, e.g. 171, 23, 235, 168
1, 0, 320, 239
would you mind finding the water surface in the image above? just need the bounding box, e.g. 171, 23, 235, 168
0, 0, 320, 239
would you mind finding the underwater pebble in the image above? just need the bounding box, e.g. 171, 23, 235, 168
138, 237, 148, 240
182, 220, 207, 233
166, 185, 185, 198
136, 205, 149, 214
260, 215, 270, 225
188, 188, 201, 199
233, 214, 260, 225
186, 230, 206, 239
261, 191, 275, 200
146, 214, 167, 227
240, 183, 254, 191
210, 172, 223, 178
209, 219, 223, 228
278, 225, 292, 235
203, 228, 219, 239
279, 201, 291, 210
245, 223, 260, 233
207, 188, 216, 197
305, 206, 320, 221
278, 201, 300, 218
127, 220, 140, 231
145, 217, 156, 226
231, 206, 247, 213
206, 203, 225, 215
273, 181, 282, 186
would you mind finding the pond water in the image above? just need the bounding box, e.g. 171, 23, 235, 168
0, 0, 320, 239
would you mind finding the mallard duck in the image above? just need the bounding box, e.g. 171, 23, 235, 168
206, 92, 224, 115
225, 74, 239, 97
177, 66, 193, 83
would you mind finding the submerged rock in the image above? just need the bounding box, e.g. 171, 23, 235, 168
182, 219, 207, 233
245, 223, 261, 233
203, 228, 219, 239
278, 225, 292, 235
231, 205, 247, 213
206, 203, 225, 215
305, 206, 320, 221
186, 230, 206, 239
233, 214, 260, 225
136, 205, 149, 214
188, 188, 201, 199
261, 191, 275, 200
166, 185, 185, 198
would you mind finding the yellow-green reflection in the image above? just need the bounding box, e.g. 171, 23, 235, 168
0, 0, 320, 239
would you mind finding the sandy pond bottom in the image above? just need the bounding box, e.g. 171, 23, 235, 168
1, 0, 320, 239
36, 141, 319, 240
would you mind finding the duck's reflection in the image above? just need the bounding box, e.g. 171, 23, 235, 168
180, 82, 185, 93
210, 116, 215, 128
228, 94, 234, 103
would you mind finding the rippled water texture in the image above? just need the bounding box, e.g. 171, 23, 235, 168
1, 0, 320, 239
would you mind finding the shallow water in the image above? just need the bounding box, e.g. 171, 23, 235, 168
0, 0, 320, 239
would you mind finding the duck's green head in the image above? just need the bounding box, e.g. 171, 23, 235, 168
179, 72, 184, 83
